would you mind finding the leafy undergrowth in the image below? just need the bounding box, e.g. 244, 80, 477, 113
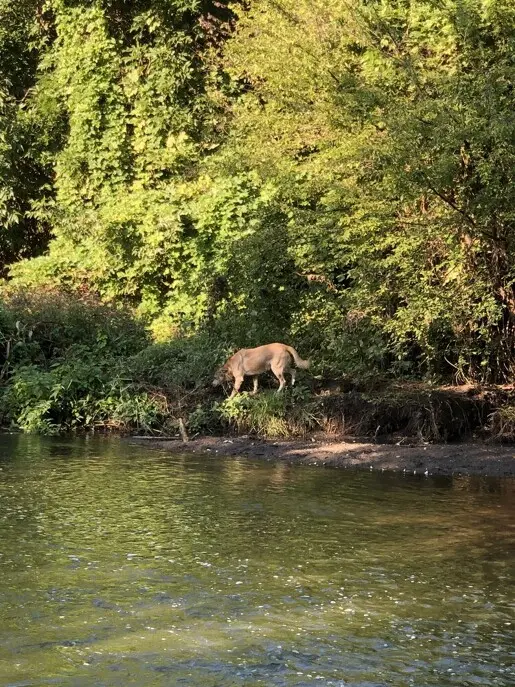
0, 287, 225, 435
186, 383, 499, 443
0, 288, 513, 442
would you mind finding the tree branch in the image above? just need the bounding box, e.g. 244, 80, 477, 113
427, 185, 476, 227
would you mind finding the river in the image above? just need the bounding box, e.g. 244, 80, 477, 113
0, 435, 513, 686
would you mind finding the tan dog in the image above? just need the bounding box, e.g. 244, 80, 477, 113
213, 343, 310, 398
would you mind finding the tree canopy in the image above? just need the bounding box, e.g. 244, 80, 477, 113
2, 0, 515, 381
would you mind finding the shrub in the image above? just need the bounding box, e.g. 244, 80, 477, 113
126, 333, 230, 393
0, 286, 148, 369
0, 287, 166, 434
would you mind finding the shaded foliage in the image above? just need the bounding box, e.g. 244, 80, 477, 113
0, 0, 53, 271
0, 288, 159, 433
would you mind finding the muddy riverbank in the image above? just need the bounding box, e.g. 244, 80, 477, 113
132, 435, 515, 477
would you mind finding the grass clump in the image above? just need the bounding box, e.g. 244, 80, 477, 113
215, 387, 322, 439
487, 400, 515, 442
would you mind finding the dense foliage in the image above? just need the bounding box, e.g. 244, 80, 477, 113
2, 0, 515, 432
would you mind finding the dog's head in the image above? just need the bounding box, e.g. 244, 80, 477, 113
212, 364, 232, 387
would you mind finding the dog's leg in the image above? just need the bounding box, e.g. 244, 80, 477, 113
229, 376, 244, 398
290, 368, 296, 386
275, 372, 286, 392
271, 361, 287, 392
251, 376, 259, 395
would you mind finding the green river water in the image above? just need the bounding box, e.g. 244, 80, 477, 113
0, 435, 513, 686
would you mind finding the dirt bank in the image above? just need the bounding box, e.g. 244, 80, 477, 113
132, 435, 515, 477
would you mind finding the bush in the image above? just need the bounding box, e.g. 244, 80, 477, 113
126, 333, 230, 393
0, 353, 169, 434
0, 286, 242, 434
0, 286, 148, 369
0, 287, 168, 434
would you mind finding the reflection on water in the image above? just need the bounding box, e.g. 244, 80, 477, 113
0, 435, 513, 686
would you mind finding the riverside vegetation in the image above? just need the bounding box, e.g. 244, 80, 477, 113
2, 1, 515, 440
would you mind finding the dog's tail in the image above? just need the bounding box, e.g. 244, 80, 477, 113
285, 346, 310, 369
